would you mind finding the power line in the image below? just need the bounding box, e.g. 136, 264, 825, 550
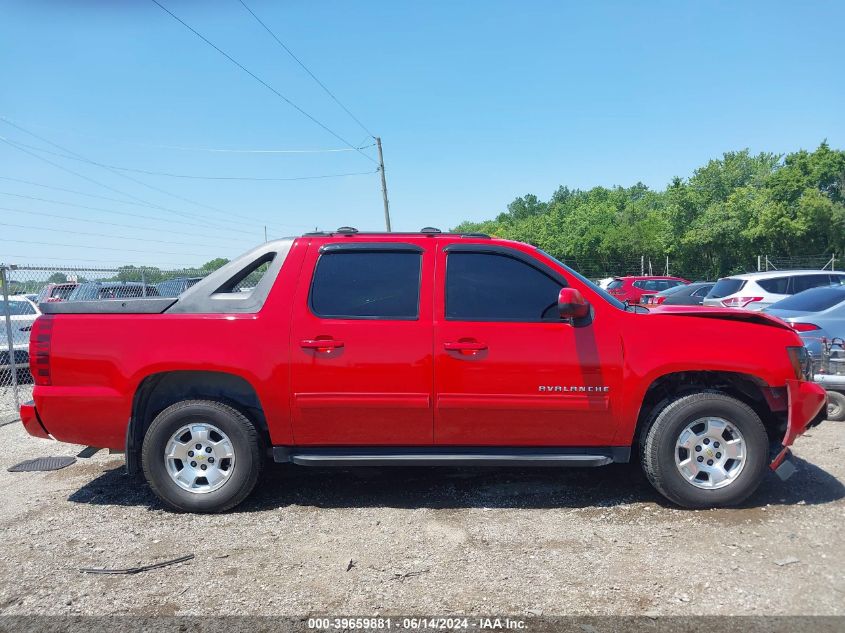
149, 0, 377, 165
0, 119, 264, 230
4, 139, 378, 180
0, 126, 317, 232
0, 113, 374, 154
0, 192, 261, 239
0, 134, 250, 233
0, 219, 241, 251
237, 0, 375, 138
139, 143, 376, 154
0, 237, 209, 258
0, 206, 253, 248
0, 176, 310, 232
0, 254, 193, 267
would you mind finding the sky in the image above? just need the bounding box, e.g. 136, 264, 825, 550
1, 0, 843, 269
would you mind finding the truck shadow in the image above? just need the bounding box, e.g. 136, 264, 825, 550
67, 455, 844, 512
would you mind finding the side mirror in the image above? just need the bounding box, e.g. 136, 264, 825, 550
558, 287, 590, 319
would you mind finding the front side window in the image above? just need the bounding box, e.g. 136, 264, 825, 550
792, 274, 834, 294
446, 252, 563, 321
310, 251, 421, 319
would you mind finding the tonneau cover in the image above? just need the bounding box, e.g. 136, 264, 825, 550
39, 298, 177, 314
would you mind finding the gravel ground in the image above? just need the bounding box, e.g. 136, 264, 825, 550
0, 419, 842, 617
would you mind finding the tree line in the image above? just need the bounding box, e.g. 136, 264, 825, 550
453, 143, 845, 281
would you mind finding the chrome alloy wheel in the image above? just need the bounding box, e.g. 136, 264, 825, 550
164, 423, 235, 493
674, 417, 746, 490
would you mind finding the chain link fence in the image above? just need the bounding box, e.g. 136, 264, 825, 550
0, 253, 839, 425
0, 264, 212, 425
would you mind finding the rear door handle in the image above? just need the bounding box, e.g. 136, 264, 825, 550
444, 341, 487, 352
300, 338, 344, 350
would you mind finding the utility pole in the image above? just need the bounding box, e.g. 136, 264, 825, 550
264, 226, 268, 242
375, 137, 391, 232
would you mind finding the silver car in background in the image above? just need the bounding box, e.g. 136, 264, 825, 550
765, 286, 845, 420
704, 270, 845, 311
1, 295, 41, 373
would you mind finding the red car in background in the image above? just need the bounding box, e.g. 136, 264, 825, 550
607, 276, 690, 304
36, 282, 80, 303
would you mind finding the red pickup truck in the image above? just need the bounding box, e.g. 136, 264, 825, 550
21, 229, 826, 513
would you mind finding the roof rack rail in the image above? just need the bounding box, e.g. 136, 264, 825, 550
336, 226, 359, 234
420, 226, 441, 233
459, 232, 491, 239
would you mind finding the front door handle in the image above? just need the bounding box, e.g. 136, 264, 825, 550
444, 340, 487, 352
300, 338, 344, 350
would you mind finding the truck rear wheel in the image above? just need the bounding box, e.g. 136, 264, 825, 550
826, 391, 845, 422
641, 392, 768, 508
141, 400, 263, 513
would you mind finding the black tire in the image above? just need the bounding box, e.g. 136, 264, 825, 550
827, 390, 845, 422
641, 392, 769, 508
141, 400, 263, 513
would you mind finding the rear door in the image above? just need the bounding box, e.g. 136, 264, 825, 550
433, 244, 622, 446
289, 240, 434, 445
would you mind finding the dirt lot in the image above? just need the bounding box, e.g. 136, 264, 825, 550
0, 419, 842, 617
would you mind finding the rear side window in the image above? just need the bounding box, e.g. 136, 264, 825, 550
707, 278, 746, 298
692, 285, 714, 297
791, 274, 833, 294
310, 251, 421, 319
446, 252, 563, 321
757, 277, 790, 294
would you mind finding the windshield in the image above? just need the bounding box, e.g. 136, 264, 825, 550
607, 279, 624, 290
768, 287, 845, 312
536, 250, 627, 310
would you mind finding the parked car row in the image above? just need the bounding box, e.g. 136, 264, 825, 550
0, 295, 41, 374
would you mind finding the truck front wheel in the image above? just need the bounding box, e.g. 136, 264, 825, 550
141, 400, 263, 512
641, 392, 769, 508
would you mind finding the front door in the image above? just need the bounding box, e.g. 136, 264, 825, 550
290, 240, 434, 445
434, 245, 621, 446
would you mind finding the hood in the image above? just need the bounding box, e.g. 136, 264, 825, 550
652, 305, 794, 330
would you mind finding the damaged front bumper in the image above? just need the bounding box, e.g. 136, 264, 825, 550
769, 379, 827, 479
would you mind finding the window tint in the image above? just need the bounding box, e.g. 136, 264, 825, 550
708, 278, 746, 298
769, 287, 845, 312
310, 251, 421, 319
692, 285, 714, 297
606, 279, 624, 290
791, 274, 833, 294
632, 280, 647, 289
757, 277, 790, 294
446, 252, 563, 321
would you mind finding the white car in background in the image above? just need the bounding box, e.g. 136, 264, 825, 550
1, 295, 41, 372
703, 270, 845, 311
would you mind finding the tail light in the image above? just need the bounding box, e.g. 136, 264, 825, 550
655, 296, 667, 305
786, 346, 812, 380
29, 315, 54, 386
791, 323, 820, 332
720, 296, 763, 308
